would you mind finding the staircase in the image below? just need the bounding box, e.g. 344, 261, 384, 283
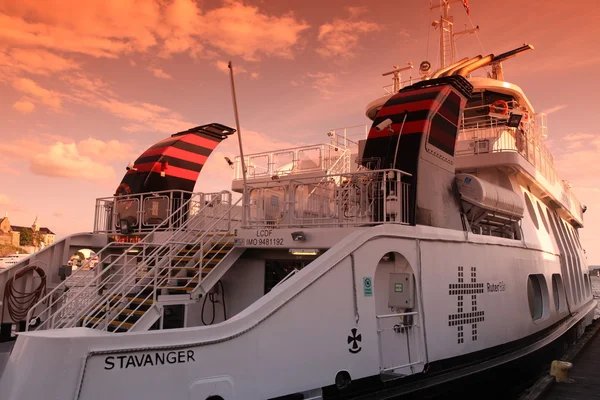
27, 191, 243, 333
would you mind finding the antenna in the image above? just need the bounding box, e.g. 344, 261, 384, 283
430, 0, 478, 69
382, 62, 414, 92
227, 61, 248, 225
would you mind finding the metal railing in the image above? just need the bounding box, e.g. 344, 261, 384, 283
94, 190, 203, 234
376, 311, 424, 373
233, 142, 354, 182
244, 168, 411, 228
456, 102, 583, 222
85, 198, 242, 332
26, 191, 231, 331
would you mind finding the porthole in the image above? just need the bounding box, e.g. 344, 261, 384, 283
551, 274, 564, 311
527, 274, 548, 321
524, 193, 539, 230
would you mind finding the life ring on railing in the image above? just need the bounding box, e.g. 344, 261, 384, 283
115, 183, 132, 197
490, 100, 509, 115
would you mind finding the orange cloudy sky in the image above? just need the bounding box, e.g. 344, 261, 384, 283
1, 0, 599, 263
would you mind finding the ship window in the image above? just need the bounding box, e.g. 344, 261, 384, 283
537, 202, 549, 233
527, 274, 548, 321
552, 274, 564, 311
524, 193, 539, 230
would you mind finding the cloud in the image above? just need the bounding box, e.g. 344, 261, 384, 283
0, 48, 79, 76
306, 72, 338, 99
147, 66, 172, 79
52, 211, 64, 217
30, 142, 116, 181
215, 60, 237, 74
12, 99, 35, 114
0, 136, 136, 182
0, 1, 159, 58
76, 138, 136, 162
0, 1, 309, 62
550, 133, 600, 189
196, 2, 310, 61
94, 100, 192, 133
12, 78, 62, 109
541, 104, 568, 115
316, 8, 380, 58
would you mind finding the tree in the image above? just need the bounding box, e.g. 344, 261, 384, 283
76, 251, 86, 260
19, 229, 34, 246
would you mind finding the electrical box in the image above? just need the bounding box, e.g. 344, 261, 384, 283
388, 273, 414, 309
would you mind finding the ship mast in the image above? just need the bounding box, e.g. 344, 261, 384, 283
430, 0, 479, 69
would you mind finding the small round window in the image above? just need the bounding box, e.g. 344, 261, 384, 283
527, 275, 544, 320
551, 274, 564, 311
524, 193, 539, 230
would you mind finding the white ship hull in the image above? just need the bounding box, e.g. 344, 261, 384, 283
0, 219, 595, 399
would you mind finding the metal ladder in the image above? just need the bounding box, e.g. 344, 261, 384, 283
26, 192, 237, 331
82, 198, 242, 332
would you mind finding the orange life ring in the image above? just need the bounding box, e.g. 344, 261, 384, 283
490, 100, 509, 115
114, 183, 132, 197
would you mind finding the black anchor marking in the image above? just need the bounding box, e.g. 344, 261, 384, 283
348, 328, 362, 354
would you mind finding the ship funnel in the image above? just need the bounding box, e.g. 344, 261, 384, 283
453, 54, 494, 77
492, 44, 534, 63
452, 44, 534, 77
441, 55, 483, 77
430, 57, 469, 79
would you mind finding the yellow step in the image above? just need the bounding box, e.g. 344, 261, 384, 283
110, 295, 153, 305
83, 316, 134, 330
157, 284, 196, 292
170, 266, 214, 274
147, 275, 202, 282
118, 308, 146, 317
171, 253, 226, 263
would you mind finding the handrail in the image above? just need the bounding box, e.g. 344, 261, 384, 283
91, 197, 242, 331
58, 193, 228, 331
26, 191, 225, 331
94, 189, 199, 234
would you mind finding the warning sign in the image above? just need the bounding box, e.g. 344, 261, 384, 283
363, 277, 373, 297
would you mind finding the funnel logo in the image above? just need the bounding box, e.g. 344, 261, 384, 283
348, 328, 362, 354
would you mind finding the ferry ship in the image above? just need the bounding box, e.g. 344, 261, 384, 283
0, 2, 595, 399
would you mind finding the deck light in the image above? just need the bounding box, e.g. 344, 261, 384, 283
289, 249, 319, 256
507, 112, 523, 128
291, 231, 306, 241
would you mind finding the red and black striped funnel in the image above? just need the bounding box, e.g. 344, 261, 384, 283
362, 76, 472, 173
362, 76, 472, 225
116, 123, 235, 195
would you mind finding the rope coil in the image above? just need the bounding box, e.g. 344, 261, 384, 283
1, 265, 47, 324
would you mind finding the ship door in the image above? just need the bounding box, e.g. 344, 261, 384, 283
374, 252, 426, 379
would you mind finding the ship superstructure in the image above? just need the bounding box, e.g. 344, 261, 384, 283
0, 2, 595, 399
